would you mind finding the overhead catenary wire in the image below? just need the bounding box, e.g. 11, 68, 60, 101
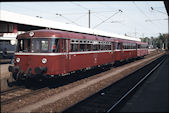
150, 7, 167, 15
56, 13, 81, 26
118, 11, 154, 38
93, 9, 123, 29
132, 1, 162, 31
70, 2, 123, 28
60, 10, 120, 15
92, 13, 105, 21
145, 18, 168, 22
74, 13, 88, 22
70, 2, 89, 10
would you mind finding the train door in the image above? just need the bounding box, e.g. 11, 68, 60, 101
18, 39, 31, 68
60, 39, 70, 74
114, 42, 121, 61
120, 42, 123, 61
136, 43, 138, 57
66, 39, 70, 72
111, 42, 115, 62
121, 42, 125, 60
115, 42, 122, 61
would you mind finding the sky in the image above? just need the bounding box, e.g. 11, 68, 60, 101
1, 1, 168, 39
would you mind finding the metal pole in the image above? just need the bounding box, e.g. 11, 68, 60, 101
89, 10, 90, 28
134, 27, 136, 38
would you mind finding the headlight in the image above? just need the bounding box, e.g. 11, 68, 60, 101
16, 58, 20, 63
42, 58, 47, 64
10, 40, 16, 45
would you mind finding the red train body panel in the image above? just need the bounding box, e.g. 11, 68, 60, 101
9, 29, 148, 80
15, 51, 113, 75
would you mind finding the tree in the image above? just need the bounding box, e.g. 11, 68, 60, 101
158, 33, 169, 49
140, 33, 168, 49
154, 37, 162, 49
163, 33, 169, 49
140, 37, 150, 43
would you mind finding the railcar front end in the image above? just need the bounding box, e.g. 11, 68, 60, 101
8, 33, 66, 80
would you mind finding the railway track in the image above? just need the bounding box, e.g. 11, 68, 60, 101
0, 64, 112, 106
1, 86, 25, 95
1, 77, 53, 105
1, 86, 49, 105
62, 54, 167, 113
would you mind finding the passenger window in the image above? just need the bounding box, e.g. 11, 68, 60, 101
87, 44, 91, 51
93, 45, 98, 51
138, 45, 141, 49
101, 45, 104, 50
107, 45, 111, 50
98, 45, 101, 50
80, 44, 86, 51
71, 44, 78, 52
117, 43, 121, 49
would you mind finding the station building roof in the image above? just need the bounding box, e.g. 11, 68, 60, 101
0, 10, 141, 42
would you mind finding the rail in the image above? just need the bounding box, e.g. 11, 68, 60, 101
1, 87, 49, 105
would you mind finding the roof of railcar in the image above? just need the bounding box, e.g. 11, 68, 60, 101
1, 10, 140, 42
17, 29, 113, 42
17, 29, 142, 43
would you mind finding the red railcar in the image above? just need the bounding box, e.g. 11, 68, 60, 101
8, 29, 148, 80
136, 41, 148, 57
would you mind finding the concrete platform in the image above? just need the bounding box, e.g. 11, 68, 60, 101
0, 64, 13, 78
119, 54, 169, 112
0, 63, 15, 91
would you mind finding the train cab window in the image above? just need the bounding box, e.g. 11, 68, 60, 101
17, 39, 31, 52
51, 39, 60, 53
32, 38, 49, 53
41, 41, 48, 50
